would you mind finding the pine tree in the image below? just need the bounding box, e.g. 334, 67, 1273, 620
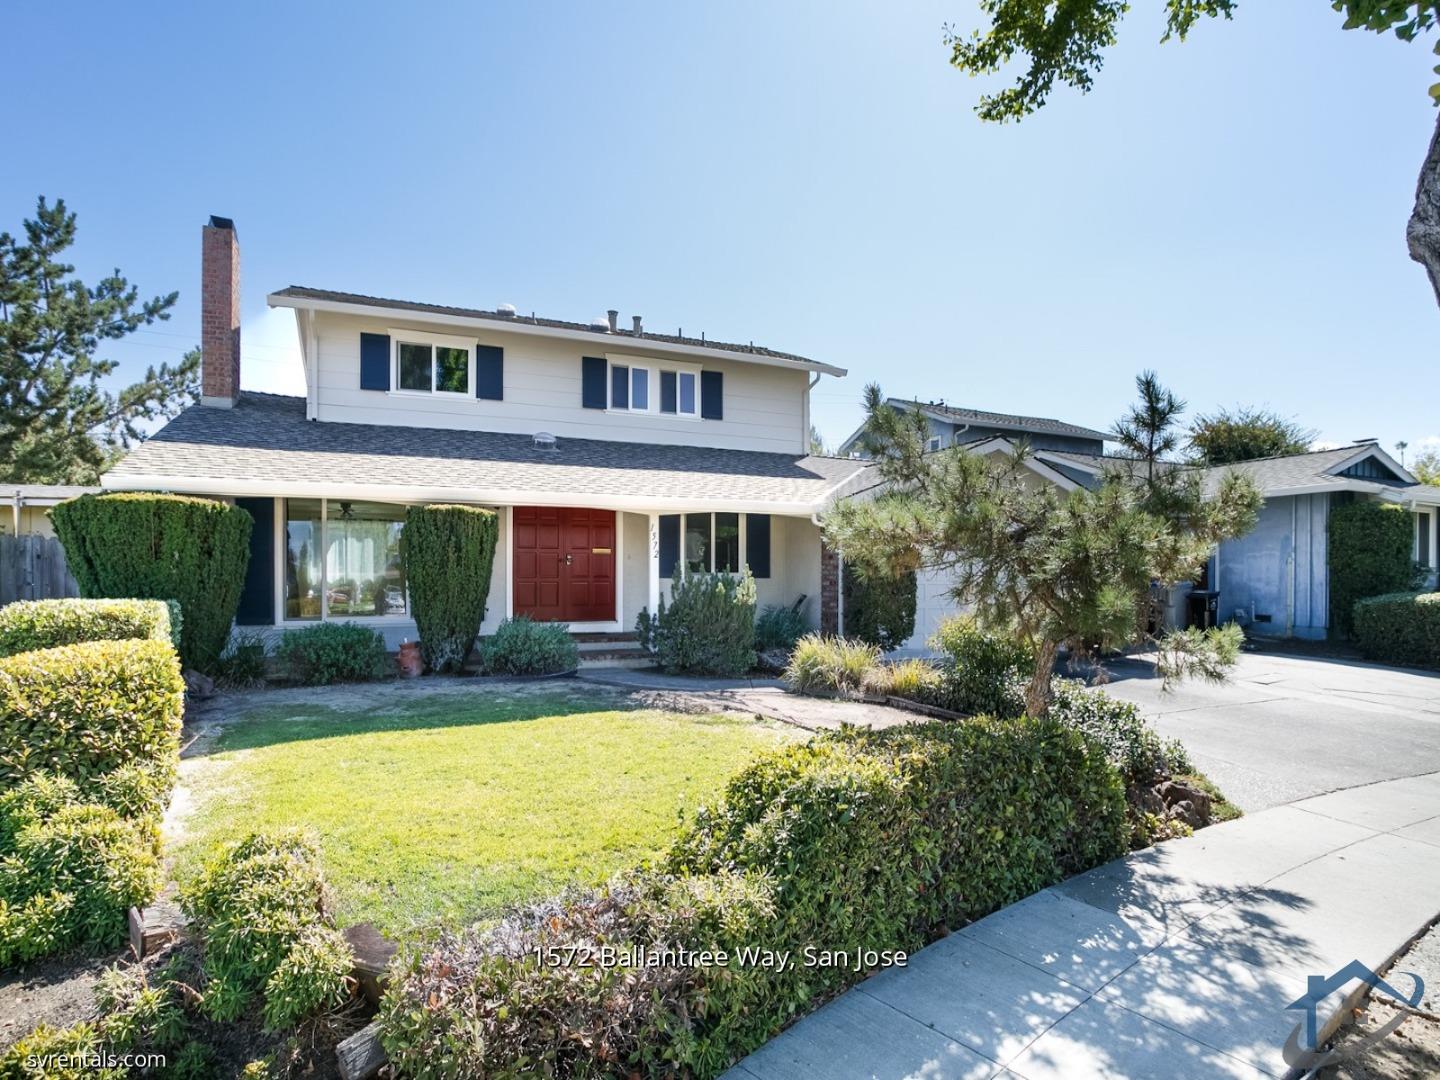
0, 197, 200, 483
823, 378, 1261, 718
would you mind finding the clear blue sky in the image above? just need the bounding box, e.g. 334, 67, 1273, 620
5, 1, 1436, 458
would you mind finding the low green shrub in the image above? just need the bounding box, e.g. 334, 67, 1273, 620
93, 963, 189, 1054
0, 598, 175, 659
753, 604, 810, 653
180, 829, 352, 1029
215, 631, 270, 688
274, 622, 387, 685
379, 719, 1127, 1077
1328, 500, 1421, 638
1048, 678, 1191, 786
478, 616, 579, 675
639, 570, 757, 676
0, 638, 184, 787
1353, 592, 1440, 669
51, 492, 252, 671
783, 633, 880, 695
841, 564, 917, 651
0, 1022, 116, 1079
402, 504, 499, 672
925, 617, 1034, 716
0, 786, 161, 969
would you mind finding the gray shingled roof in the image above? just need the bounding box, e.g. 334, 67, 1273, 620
271, 286, 830, 370
896, 399, 1109, 442
1199, 445, 1398, 496
107, 394, 868, 510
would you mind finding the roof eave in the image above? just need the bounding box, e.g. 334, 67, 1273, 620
99, 469, 830, 517
267, 292, 848, 378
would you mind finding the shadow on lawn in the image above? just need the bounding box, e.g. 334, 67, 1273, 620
185, 681, 654, 757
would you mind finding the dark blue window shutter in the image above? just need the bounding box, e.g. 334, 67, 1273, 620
360, 333, 390, 391
235, 497, 275, 625
659, 515, 680, 579
582, 356, 607, 409
611, 364, 629, 410
475, 345, 503, 400
700, 370, 723, 420
660, 370, 677, 414
746, 514, 771, 578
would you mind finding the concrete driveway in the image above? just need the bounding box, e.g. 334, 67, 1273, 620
1098, 650, 1440, 812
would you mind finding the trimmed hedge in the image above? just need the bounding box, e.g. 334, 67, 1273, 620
0, 598, 176, 659
51, 492, 252, 671
180, 829, 353, 1029
402, 504, 500, 672
638, 570, 757, 676
0, 638, 185, 788
1354, 591, 1440, 669
841, 564, 917, 651
0, 775, 162, 969
1328, 501, 1417, 638
379, 719, 1126, 1077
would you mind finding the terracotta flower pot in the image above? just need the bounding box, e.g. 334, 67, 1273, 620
397, 641, 424, 678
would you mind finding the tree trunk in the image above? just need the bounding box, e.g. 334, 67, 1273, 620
1024, 638, 1059, 719
1408, 110, 1440, 309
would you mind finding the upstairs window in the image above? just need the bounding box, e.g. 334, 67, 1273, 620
659, 370, 698, 417
394, 334, 473, 395
609, 363, 653, 412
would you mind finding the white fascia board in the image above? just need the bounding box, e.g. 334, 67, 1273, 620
99, 471, 822, 517
267, 293, 848, 378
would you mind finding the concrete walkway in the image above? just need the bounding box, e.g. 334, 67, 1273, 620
577, 667, 922, 731
724, 771, 1440, 1080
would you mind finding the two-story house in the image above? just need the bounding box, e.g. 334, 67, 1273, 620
102, 218, 869, 647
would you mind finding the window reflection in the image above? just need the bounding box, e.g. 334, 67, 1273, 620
284, 499, 407, 619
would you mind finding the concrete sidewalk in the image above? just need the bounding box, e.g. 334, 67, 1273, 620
724, 771, 1440, 1080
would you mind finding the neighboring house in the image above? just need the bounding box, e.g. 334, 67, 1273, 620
837, 398, 1108, 458
101, 218, 867, 646
1033, 442, 1440, 640
0, 486, 97, 604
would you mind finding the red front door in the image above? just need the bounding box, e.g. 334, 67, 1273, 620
513, 507, 616, 623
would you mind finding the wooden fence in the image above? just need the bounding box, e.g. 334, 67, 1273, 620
0, 535, 80, 605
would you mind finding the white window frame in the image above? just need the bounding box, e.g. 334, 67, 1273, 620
676, 511, 749, 576
606, 353, 701, 420
606, 360, 655, 414
926, 435, 943, 452
389, 328, 476, 398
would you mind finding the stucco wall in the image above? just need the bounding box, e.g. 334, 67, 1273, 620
1215, 494, 1329, 640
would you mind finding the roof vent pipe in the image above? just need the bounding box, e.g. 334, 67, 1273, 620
632, 315, 642, 335
607, 309, 618, 332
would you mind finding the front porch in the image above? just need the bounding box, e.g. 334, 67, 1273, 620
226, 496, 827, 650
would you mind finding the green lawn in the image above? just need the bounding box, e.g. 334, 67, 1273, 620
171, 686, 796, 939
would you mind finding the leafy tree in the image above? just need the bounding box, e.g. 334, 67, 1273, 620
0, 197, 199, 484
944, 3, 1440, 308
1188, 406, 1315, 464
824, 379, 1260, 718
808, 424, 830, 456
1413, 448, 1440, 484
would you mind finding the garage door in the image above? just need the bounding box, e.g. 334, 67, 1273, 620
892, 566, 970, 655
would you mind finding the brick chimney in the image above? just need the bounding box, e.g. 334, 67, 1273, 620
201, 216, 240, 407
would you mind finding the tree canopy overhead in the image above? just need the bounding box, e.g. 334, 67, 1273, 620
0, 197, 199, 484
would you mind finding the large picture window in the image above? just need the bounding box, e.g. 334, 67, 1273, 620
660, 511, 764, 578
284, 499, 408, 620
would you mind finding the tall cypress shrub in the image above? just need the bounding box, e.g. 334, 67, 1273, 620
401, 504, 499, 672
1328, 500, 1417, 638
50, 493, 251, 671
842, 564, 917, 651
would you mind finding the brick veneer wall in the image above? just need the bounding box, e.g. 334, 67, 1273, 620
820, 542, 840, 635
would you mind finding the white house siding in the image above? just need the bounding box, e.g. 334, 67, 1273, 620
893, 566, 971, 655
1215, 494, 1329, 640
621, 511, 648, 629
310, 313, 811, 454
